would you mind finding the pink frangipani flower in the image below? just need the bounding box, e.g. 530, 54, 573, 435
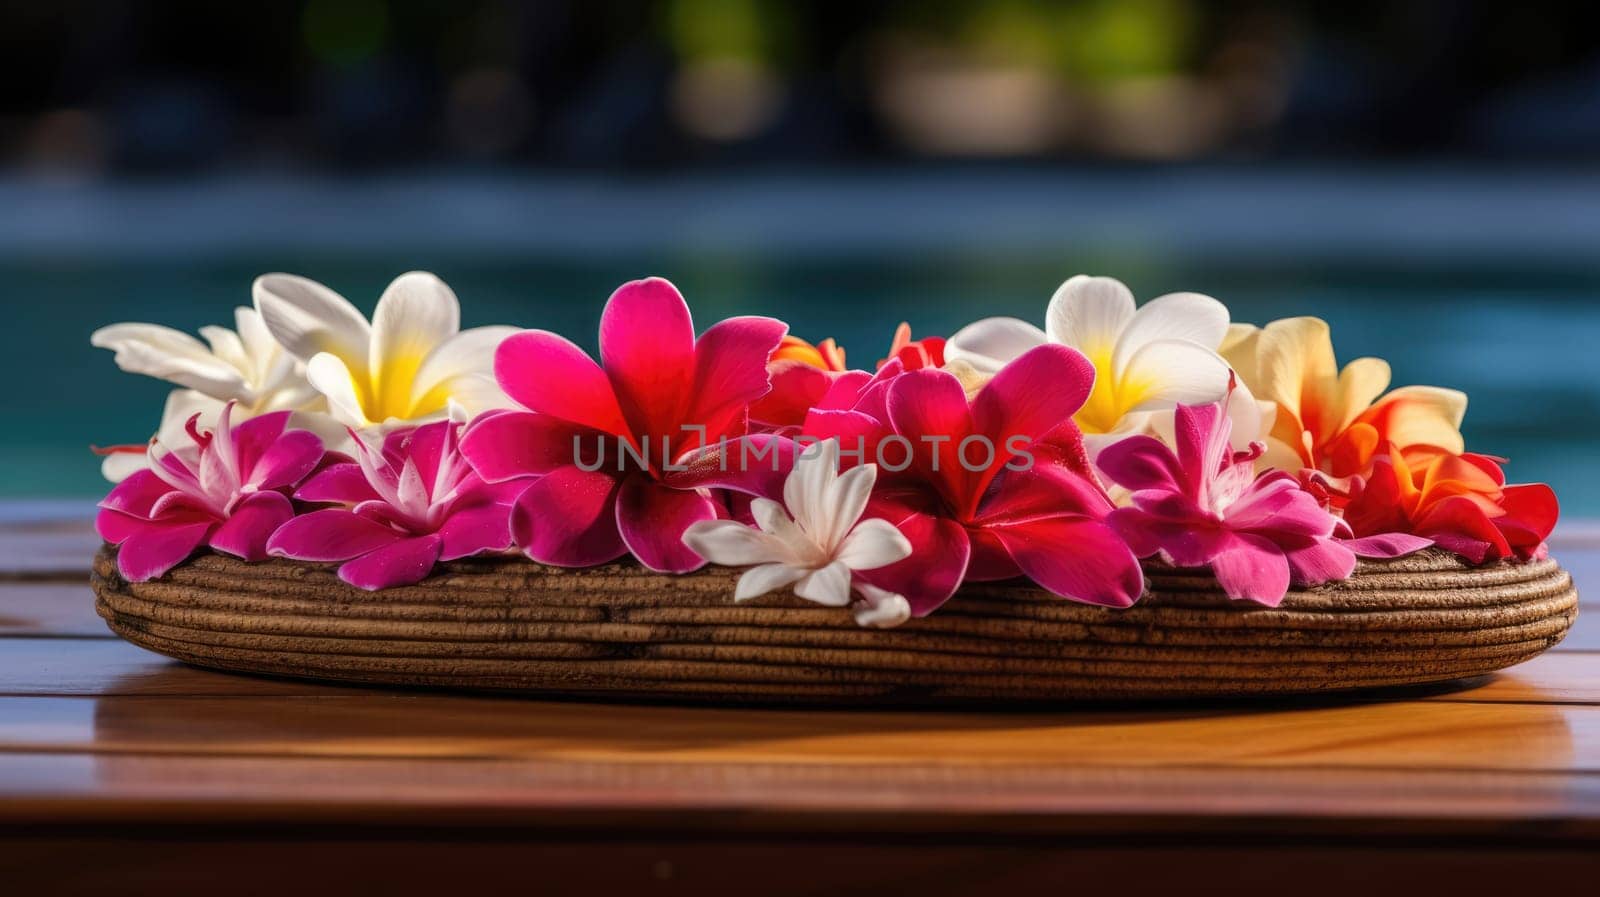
268, 419, 523, 590
806, 344, 1146, 615
1096, 398, 1432, 606
96, 402, 324, 582
460, 277, 788, 572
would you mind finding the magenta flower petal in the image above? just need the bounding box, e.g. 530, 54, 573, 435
338, 534, 444, 591
1095, 434, 1187, 494
1209, 533, 1292, 606
461, 410, 605, 482
855, 502, 972, 616
510, 465, 627, 567
117, 520, 214, 582
208, 491, 295, 562
1343, 532, 1434, 558
436, 498, 515, 561
248, 429, 325, 492
268, 508, 404, 562
688, 315, 788, 442
885, 368, 976, 502
295, 462, 383, 505
96, 508, 153, 545
1282, 537, 1358, 587
599, 277, 697, 440
663, 434, 801, 502
988, 516, 1145, 608
98, 469, 170, 520
228, 410, 292, 478
970, 343, 1094, 447
494, 330, 630, 436
615, 475, 720, 573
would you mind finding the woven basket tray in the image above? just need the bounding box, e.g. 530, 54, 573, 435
91, 545, 1577, 704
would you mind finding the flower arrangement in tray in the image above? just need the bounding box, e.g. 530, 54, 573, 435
91, 272, 1560, 630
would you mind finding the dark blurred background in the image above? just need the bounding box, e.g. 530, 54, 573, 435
3, 0, 1599, 508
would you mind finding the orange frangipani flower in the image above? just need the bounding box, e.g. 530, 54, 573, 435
1221, 317, 1466, 480
773, 334, 847, 372
1343, 444, 1558, 564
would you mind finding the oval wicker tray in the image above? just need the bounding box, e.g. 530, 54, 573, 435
91, 545, 1577, 704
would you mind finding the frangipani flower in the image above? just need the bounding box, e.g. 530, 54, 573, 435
96, 402, 325, 582
683, 440, 914, 628
1343, 445, 1558, 565
253, 271, 517, 432
461, 277, 789, 573
1097, 399, 1429, 606
878, 322, 945, 371
773, 334, 847, 371
944, 275, 1245, 453
806, 344, 1145, 614
268, 418, 523, 590
1222, 317, 1467, 481
91, 307, 333, 481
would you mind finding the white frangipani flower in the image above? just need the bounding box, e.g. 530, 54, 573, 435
253, 271, 517, 432
945, 274, 1269, 455
682, 440, 915, 629
91, 307, 336, 482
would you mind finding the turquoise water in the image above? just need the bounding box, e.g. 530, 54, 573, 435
6, 254, 1598, 512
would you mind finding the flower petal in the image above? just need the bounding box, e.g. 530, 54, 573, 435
735, 562, 808, 601
1118, 339, 1233, 413
794, 560, 853, 607
461, 410, 609, 482
268, 508, 404, 562
599, 277, 696, 440
851, 583, 912, 628
689, 315, 789, 443
306, 353, 372, 428
493, 330, 630, 436
435, 498, 517, 561
369, 272, 462, 416
1111, 291, 1229, 372
836, 517, 913, 570
338, 534, 443, 591
1094, 433, 1185, 494
1354, 385, 1468, 455
245, 428, 324, 493
986, 516, 1144, 608
116, 520, 214, 582
295, 462, 382, 505
971, 344, 1096, 450
682, 518, 787, 567
1282, 537, 1357, 587
1209, 532, 1291, 606
410, 325, 519, 412
854, 502, 971, 616
252, 273, 372, 368
615, 477, 719, 573
510, 465, 626, 567
90, 323, 251, 400
98, 469, 172, 521
208, 491, 295, 562
1045, 275, 1137, 356
1341, 532, 1435, 558
943, 317, 1047, 375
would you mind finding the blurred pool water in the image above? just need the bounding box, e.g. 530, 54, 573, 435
7, 253, 1598, 513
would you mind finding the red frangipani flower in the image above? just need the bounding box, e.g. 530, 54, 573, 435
96, 402, 324, 582
267, 419, 523, 590
460, 277, 788, 572
805, 344, 1145, 614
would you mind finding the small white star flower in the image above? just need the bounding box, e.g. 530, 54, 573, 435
682, 439, 914, 629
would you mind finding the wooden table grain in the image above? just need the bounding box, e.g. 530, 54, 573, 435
1, 504, 1596, 895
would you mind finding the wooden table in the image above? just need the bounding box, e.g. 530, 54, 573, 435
2, 505, 1597, 895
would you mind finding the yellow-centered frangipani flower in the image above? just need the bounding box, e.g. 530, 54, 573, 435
945, 275, 1266, 454
253, 271, 517, 431
1221, 316, 1467, 480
